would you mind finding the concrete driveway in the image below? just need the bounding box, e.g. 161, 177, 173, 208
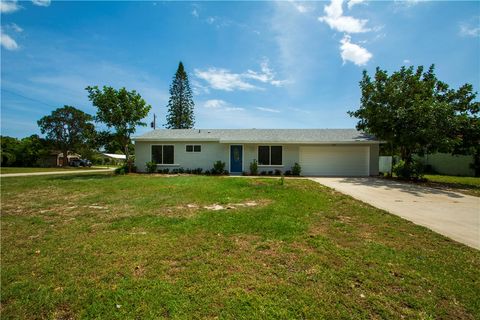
310, 177, 480, 250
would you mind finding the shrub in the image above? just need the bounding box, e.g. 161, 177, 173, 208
185, 168, 192, 174
285, 170, 292, 176
260, 171, 266, 176
279, 176, 285, 185
114, 165, 127, 175
204, 169, 210, 175
192, 168, 203, 174
292, 163, 301, 176
146, 161, 157, 173
249, 160, 258, 175
223, 170, 229, 175
393, 159, 424, 180
268, 171, 273, 176
274, 169, 282, 176
211, 161, 226, 175
158, 168, 170, 174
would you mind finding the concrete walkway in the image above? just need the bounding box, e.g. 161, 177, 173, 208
1, 168, 114, 178
310, 177, 480, 250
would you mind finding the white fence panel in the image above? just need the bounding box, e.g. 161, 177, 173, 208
379, 156, 392, 173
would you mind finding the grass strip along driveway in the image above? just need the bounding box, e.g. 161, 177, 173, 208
1, 174, 479, 319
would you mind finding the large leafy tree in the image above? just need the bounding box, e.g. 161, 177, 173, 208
37, 106, 95, 166
448, 84, 480, 176
349, 65, 478, 170
86, 86, 151, 165
165, 62, 195, 129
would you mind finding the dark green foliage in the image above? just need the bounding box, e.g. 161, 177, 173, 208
1, 135, 53, 167
249, 160, 258, 175
165, 62, 195, 129
285, 170, 292, 176
146, 161, 157, 173
114, 165, 128, 175
349, 64, 479, 176
393, 159, 425, 180
268, 170, 273, 176
260, 171, 267, 176
274, 169, 282, 176
448, 83, 480, 176
211, 161, 226, 175
86, 86, 151, 165
292, 163, 301, 176
37, 106, 95, 166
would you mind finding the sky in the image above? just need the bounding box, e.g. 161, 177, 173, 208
1, 0, 479, 138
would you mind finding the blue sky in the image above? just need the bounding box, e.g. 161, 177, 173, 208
1, 0, 479, 138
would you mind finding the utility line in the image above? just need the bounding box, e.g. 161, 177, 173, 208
1, 88, 60, 108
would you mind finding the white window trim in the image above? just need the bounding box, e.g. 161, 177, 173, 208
185, 144, 202, 153
151, 144, 175, 165
257, 145, 283, 166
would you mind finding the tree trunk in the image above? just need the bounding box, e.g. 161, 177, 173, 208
474, 149, 480, 177
124, 138, 131, 173
63, 148, 69, 167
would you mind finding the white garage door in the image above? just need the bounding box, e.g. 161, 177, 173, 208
299, 146, 370, 176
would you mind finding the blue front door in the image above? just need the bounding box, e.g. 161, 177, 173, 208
230, 145, 243, 173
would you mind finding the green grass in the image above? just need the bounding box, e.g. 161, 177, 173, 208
423, 174, 480, 197
0, 167, 107, 174
1, 174, 479, 319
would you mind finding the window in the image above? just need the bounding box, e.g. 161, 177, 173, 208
258, 146, 282, 165
186, 145, 201, 152
152, 145, 174, 164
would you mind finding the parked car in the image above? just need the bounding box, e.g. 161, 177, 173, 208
69, 159, 92, 167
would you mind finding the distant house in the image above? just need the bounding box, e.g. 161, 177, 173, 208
37, 152, 81, 167
102, 153, 126, 161
101, 153, 126, 165
133, 129, 380, 176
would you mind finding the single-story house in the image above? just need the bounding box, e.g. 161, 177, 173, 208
37, 152, 81, 167
133, 129, 380, 176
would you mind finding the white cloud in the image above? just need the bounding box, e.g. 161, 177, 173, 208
403, 59, 411, 64
256, 107, 280, 113
195, 68, 258, 91
339, 35, 372, 66
203, 99, 244, 111
31, 0, 51, 7
191, 8, 199, 18
1, 29, 19, 50
195, 60, 287, 92
0, 0, 20, 13
347, 0, 365, 9
287, 1, 311, 13
460, 17, 480, 38
319, 0, 370, 33
10, 23, 23, 32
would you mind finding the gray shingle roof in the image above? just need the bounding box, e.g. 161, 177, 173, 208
133, 129, 378, 144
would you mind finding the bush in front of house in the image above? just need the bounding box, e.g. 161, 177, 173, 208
146, 161, 157, 173
249, 160, 258, 175
274, 169, 282, 176
392, 159, 424, 180
292, 162, 301, 176
211, 161, 226, 175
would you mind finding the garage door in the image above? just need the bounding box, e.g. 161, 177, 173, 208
299, 146, 369, 176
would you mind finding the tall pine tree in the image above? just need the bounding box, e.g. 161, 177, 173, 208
165, 62, 195, 129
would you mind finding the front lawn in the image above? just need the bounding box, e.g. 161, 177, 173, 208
0, 167, 106, 174
1, 174, 479, 319
424, 174, 480, 197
